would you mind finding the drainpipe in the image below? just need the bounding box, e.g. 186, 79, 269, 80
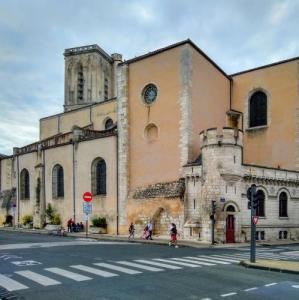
116, 131, 119, 235
42, 149, 46, 226
72, 142, 76, 222
16, 154, 20, 224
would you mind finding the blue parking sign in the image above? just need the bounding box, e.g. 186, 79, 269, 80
83, 202, 92, 214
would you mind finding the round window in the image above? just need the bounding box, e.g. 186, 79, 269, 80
142, 84, 158, 105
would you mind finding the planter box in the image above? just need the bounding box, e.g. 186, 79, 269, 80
45, 224, 61, 231
89, 227, 107, 234
23, 223, 33, 229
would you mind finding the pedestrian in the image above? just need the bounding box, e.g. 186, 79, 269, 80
142, 225, 148, 239
71, 221, 76, 233
128, 222, 135, 240
147, 220, 153, 240
67, 218, 72, 232
169, 223, 178, 247
80, 222, 84, 231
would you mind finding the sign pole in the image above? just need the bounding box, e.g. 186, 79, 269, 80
86, 216, 88, 238
250, 184, 256, 263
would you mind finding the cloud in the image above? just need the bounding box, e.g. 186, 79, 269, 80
268, 0, 291, 25
0, 0, 298, 154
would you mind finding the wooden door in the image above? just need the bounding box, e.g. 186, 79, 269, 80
226, 215, 235, 243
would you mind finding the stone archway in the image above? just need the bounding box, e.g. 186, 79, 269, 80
152, 207, 169, 236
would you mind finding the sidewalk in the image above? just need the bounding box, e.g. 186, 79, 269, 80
240, 259, 299, 275
1, 226, 298, 249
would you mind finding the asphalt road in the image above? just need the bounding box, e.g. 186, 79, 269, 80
0, 231, 299, 300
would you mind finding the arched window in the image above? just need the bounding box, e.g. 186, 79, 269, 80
249, 91, 267, 128
226, 205, 235, 212
144, 123, 158, 142
77, 63, 84, 102
256, 190, 265, 217
20, 168, 30, 200
52, 164, 64, 198
279, 192, 288, 217
105, 118, 113, 130
104, 77, 109, 100
91, 158, 106, 195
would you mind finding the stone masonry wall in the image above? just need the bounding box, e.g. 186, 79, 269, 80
117, 64, 129, 227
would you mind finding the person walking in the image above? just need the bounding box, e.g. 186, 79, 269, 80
67, 218, 72, 232
147, 221, 153, 240
128, 223, 135, 240
169, 223, 178, 247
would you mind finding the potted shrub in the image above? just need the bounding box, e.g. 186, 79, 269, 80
22, 215, 33, 229
90, 216, 107, 234
44, 204, 61, 231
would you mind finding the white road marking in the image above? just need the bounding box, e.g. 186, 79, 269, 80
264, 283, 277, 287
292, 285, 299, 288
0, 274, 28, 291
196, 256, 231, 264
11, 260, 42, 266
0, 241, 135, 250
153, 258, 200, 268
45, 267, 92, 281
15, 270, 61, 286
174, 257, 215, 266
244, 287, 258, 292
94, 263, 142, 274
134, 259, 182, 270
201, 298, 212, 300
220, 292, 237, 297
210, 255, 241, 263
71, 265, 118, 277
116, 261, 163, 272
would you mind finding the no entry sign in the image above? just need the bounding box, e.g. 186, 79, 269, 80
252, 216, 259, 225
83, 192, 93, 202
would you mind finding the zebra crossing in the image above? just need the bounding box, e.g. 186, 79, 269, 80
0, 252, 296, 292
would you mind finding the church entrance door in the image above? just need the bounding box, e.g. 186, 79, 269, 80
226, 215, 235, 243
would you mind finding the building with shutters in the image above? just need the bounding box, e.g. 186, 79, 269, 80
1, 39, 299, 242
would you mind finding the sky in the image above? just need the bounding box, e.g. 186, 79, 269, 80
0, 0, 299, 155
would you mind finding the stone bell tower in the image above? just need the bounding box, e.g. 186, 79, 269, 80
63, 45, 122, 112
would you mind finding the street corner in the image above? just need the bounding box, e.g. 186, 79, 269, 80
240, 259, 299, 275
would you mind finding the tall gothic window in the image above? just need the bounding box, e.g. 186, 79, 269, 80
77, 64, 84, 102
256, 190, 265, 217
104, 77, 109, 100
52, 164, 64, 198
91, 158, 106, 195
249, 91, 267, 128
20, 168, 30, 200
279, 192, 288, 217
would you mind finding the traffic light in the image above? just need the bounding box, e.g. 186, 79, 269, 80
247, 187, 252, 209
253, 190, 259, 210
211, 200, 216, 215
247, 184, 257, 210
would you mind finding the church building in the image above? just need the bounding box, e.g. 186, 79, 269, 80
1, 39, 299, 243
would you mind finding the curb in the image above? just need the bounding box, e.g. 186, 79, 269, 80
0, 228, 209, 248
240, 260, 299, 275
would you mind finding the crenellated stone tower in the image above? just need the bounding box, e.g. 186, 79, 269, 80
64, 45, 122, 112
199, 127, 243, 242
